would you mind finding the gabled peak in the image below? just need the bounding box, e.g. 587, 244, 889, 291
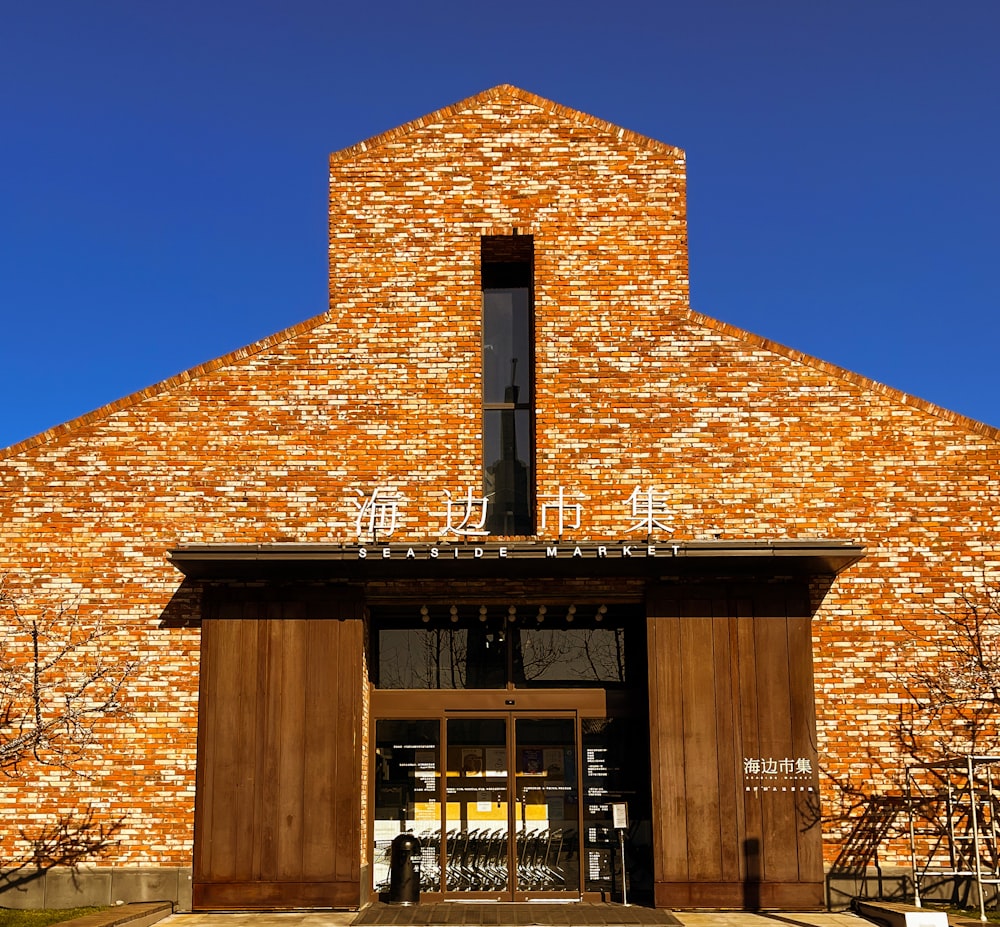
329, 84, 684, 163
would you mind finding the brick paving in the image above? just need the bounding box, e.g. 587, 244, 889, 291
153, 908, 872, 927
352, 903, 681, 926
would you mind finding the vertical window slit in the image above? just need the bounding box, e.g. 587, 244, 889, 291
481, 235, 534, 536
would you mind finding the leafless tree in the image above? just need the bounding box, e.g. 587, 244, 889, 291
823, 573, 1000, 891
896, 576, 1000, 761
0, 576, 138, 776
0, 576, 139, 886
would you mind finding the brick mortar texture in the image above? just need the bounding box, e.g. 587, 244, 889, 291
1, 86, 998, 869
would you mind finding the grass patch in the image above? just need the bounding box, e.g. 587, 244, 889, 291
0, 908, 108, 927
925, 905, 1000, 924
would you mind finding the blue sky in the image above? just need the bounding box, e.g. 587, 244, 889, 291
1, 1, 998, 449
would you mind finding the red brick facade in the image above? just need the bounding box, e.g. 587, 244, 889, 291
1, 85, 998, 908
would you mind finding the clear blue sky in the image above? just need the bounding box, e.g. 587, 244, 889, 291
2, 1, 997, 449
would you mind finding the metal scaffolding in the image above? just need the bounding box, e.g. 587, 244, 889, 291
906, 755, 1000, 922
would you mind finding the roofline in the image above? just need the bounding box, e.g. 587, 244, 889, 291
0, 310, 332, 459
329, 84, 686, 165
681, 305, 1000, 441
4, 300, 998, 460
4, 300, 999, 459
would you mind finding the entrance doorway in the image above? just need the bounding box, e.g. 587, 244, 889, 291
370, 599, 651, 903
373, 712, 581, 901
443, 714, 579, 898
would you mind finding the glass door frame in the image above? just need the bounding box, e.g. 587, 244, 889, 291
442, 710, 580, 901
370, 688, 609, 903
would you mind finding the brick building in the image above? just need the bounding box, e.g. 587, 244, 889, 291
1, 85, 998, 912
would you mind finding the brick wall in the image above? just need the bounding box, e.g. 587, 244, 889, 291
1, 85, 998, 874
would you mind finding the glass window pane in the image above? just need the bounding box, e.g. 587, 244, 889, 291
445, 718, 509, 892
483, 288, 530, 404
581, 717, 652, 901
515, 627, 627, 684
484, 408, 532, 535
374, 609, 639, 690
376, 614, 507, 689
378, 627, 468, 688
374, 720, 441, 893
515, 718, 579, 893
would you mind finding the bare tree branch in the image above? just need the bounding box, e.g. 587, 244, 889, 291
0, 576, 139, 777
894, 575, 1000, 761
822, 570, 1000, 870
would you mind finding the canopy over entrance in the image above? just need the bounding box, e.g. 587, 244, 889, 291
168, 539, 864, 581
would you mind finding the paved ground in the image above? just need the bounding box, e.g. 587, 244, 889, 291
157, 909, 870, 927
353, 903, 682, 924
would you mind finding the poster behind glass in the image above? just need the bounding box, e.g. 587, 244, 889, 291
581, 717, 652, 902
514, 718, 580, 893
373, 719, 441, 892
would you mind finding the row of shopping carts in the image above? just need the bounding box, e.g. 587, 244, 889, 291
375, 826, 578, 893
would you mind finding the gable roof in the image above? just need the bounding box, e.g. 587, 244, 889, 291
3, 86, 997, 457
0, 310, 330, 459
685, 307, 1000, 440
329, 84, 685, 165
4, 297, 997, 462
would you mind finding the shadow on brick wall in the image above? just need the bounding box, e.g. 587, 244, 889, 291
157, 581, 202, 629
1, 811, 124, 898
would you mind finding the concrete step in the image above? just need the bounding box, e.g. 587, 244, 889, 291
55, 902, 174, 927
854, 900, 949, 927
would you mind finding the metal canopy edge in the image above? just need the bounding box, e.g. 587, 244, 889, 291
167, 539, 865, 581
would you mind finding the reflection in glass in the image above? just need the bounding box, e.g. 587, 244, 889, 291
516, 628, 627, 684
374, 607, 636, 690
445, 718, 509, 892
483, 287, 532, 535
515, 718, 580, 893
373, 720, 441, 893
378, 628, 468, 689
484, 409, 531, 535
377, 617, 506, 689
483, 290, 531, 403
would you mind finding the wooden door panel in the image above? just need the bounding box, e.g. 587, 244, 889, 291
301, 617, 340, 880
786, 611, 824, 884
646, 594, 687, 881
678, 603, 723, 881
735, 596, 763, 887
753, 605, 798, 883
713, 604, 742, 880
194, 590, 363, 909
647, 582, 823, 909
194, 613, 264, 884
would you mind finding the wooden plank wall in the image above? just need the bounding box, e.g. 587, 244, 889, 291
193, 589, 363, 909
647, 581, 823, 909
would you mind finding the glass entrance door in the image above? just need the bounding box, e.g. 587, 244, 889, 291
443, 715, 579, 899
512, 717, 579, 897
445, 718, 510, 894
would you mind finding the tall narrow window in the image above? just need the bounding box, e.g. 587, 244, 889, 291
482, 236, 534, 535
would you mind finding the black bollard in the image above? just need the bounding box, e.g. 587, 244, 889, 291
388, 832, 421, 905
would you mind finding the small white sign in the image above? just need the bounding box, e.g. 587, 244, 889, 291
612, 802, 628, 830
